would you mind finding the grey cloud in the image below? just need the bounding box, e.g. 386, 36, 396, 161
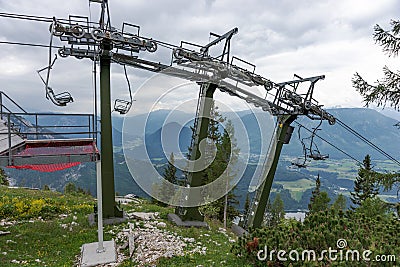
0, 0, 398, 113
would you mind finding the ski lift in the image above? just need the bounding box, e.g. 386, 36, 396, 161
37, 17, 73, 107
291, 126, 309, 168
113, 65, 134, 114
37, 55, 73, 107
291, 158, 308, 168
308, 152, 329, 161
307, 113, 329, 161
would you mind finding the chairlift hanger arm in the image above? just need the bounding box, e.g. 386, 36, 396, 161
200, 27, 238, 54
113, 64, 134, 115
37, 39, 73, 107
276, 75, 325, 87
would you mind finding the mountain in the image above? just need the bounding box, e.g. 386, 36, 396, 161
121, 109, 194, 136
144, 122, 192, 159
282, 108, 400, 160
5, 107, 400, 211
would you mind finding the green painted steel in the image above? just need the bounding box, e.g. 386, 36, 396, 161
99, 40, 119, 218
249, 115, 297, 228
179, 83, 217, 222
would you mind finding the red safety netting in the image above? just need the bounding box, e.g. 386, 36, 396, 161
15, 140, 97, 156
5, 139, 98, 172
8, 162, 81, 172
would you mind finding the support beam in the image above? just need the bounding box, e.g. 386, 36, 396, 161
177, 83, 217, 222
99, 40, 121, 218
246, 115, 297, 229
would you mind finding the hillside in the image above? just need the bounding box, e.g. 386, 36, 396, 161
0, 186, 247, 267
5, 108, 400, 211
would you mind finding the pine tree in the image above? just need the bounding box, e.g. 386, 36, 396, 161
157, 152, 177, 206
332, 194, 347, 213
198, 104, 240, 224
244, 193, 250, 216
0, 168, 9, 186
219, 120, 240, 226
264, 200, 273, 227
307, 175, 331, 214
307, 174, 321, 214
64, 182, 76, 194
270, 193, 285, 227
309, 192, 331, 213
350, 155, 378, 208
352, 20, 400, 111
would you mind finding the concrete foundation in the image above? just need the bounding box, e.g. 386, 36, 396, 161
167, 213, 209, 228
80, 240, 117, 267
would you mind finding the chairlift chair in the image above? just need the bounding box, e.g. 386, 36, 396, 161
308, 151, 329, 161
291, 158, 308, 168
37, 55, 73, 107
113, 65, 134, 114
114, 99, 132, 115
38, 17, 73, 107
307, 115, 329, 161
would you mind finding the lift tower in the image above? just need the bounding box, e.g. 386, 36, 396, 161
48, 0, 123, 218
46, 0, 336, 226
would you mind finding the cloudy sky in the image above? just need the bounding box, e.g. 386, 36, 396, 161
0, 0, 399, 115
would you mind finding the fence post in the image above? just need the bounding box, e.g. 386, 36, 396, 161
7, 113, 12, 166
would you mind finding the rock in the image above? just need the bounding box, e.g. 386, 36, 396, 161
183, 237, 195, 243
120, 241, 129, 250
124, 193, 137, 199
131, 212, 156, 221
157, 222, 167, 228
128, 234, 135, 258
0, 231, 11, 236
163, 251, 174, 258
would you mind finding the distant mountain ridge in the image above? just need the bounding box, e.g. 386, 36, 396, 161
117, 107, 400, 161
6, 107, 400, 211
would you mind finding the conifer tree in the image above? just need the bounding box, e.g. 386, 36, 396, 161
350, 154, 378, 208
307, 174, 331, 214
307, 174, 321, 213
0, 168, 9, 186
244, 193, 250, 216
332, 194, 347, 213
270, 193, 285, 226
352, 20, 400, 111
158, 152, 177, 206
198, 103, 240, 224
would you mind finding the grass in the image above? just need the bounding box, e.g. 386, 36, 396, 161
275, 178, 315, 201
118, 200, 252, 266
154, 220, 252, 267
0, 186, 251, 267
0, 186, 103, 266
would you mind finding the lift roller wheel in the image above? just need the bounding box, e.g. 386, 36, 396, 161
58, 48, 69, 58
173, 48, 184, 59
129, 36, 141, 48
111, 32, 124, 44
49, 22, 64, 36
71, 25, 85, 39
303, 100, 312, 110
264, 81, 274, 91
91, 28, 105, 41
145, 40, 157, 53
